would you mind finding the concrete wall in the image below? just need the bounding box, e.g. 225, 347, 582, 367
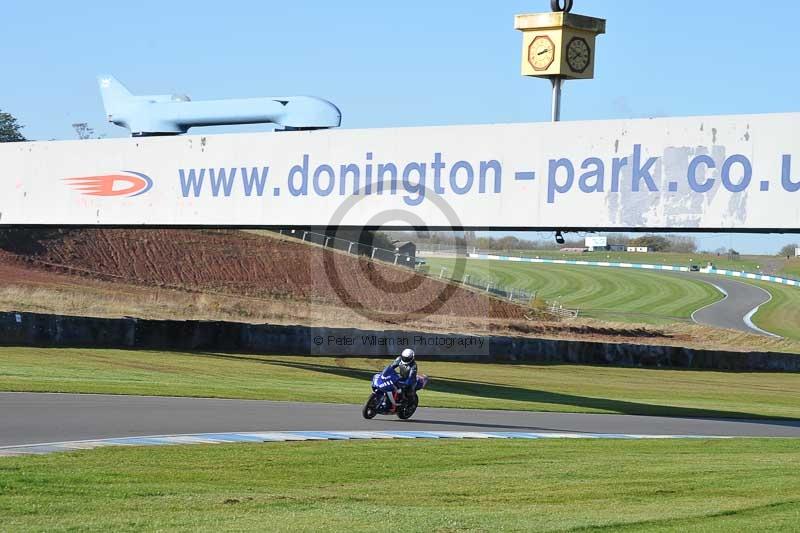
0, 311, 798, 372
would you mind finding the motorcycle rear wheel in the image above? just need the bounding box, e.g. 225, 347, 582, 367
397, 394, 419, 420
362, 393, 379, 419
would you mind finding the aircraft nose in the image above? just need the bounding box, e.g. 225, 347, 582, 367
281, 96, 341, 129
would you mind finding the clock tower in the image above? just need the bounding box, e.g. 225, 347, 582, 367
515, 11, 605, 80
515, 2, 606, 121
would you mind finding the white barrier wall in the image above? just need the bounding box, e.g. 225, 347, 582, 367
1, 112, 799, 229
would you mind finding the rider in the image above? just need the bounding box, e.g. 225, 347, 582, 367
382, 348, 418, 410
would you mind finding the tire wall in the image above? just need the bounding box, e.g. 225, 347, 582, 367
0, 311, 797, 372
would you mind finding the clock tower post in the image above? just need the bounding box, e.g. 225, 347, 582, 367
515, 1, 606, 121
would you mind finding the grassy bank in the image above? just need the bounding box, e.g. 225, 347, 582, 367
746, 280, 800, 341
2, 348, 799, 419
426, 258, 723, 324
485, 249, 768, 272
2, 439, 799, 531
780, 258, 800, 278
425, 256, 800, 341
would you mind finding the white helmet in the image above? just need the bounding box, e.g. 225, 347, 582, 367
400, 348, 415, 364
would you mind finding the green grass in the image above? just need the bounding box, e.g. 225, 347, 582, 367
426, 258, 723, 324
781, 258, 800, 278
746, 280, 800, 341
2, 347, 800, 419
2, 439, 800, 531
502, 249, 769, 272
426, 256, 800, 340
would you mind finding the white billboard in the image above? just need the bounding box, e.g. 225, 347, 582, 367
585, 236, 608, 248
1, 112, 799, 230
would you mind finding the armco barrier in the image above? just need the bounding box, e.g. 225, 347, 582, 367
0, 311, 798, 372
469, 254, 800, 288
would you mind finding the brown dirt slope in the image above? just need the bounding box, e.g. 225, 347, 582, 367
1, 230, 798, 353
0, 229, 525, 320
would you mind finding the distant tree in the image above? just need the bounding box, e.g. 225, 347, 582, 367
71, 122, 106, 140
628, 235, 670, 252
72, 123, 95, 140
323, 229, 394, 252
0, 110, 25, 142
0, 111, 28, 245
666, 236, 698, 253
778, 243, 799, 258
371, 231, 396, 251
606, 234, 629, 246
496, 236, 520, 250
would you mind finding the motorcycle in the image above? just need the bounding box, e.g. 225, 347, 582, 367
362, 367, 429, 420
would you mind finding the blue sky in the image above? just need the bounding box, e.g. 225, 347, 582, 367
3, 0, 798, 253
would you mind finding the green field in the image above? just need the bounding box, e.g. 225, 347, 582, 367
2, 439, 800, 531
426, 257, 723, 324
426, 256, 800, 340
502, 250, 769, 272
468, 249, 800, 279
748, 280, 800, 340
782, 258, 800, 278
2, 347, 800, 419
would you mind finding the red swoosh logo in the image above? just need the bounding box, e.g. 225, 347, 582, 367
64, 172, 153, 197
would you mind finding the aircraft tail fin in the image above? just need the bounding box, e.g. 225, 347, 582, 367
97, 75, 133, 117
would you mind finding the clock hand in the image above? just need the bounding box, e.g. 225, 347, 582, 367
538, 49, 551, 56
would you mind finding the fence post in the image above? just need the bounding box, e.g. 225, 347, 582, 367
486, 282, 492, 292
302, 231, 307, 242
465, 274, 471, 285
371, 248, 377, 260
439, 267, 446, 279
324, 237, 330, 248
347, 242, 354, 254
394, 254, 399, 265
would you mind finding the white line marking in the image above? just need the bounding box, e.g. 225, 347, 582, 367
743, 285, 782, 339
0, 431, 737, 456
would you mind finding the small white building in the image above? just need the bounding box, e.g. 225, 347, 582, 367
796, 247, 800, 257
626, 246, 649, 253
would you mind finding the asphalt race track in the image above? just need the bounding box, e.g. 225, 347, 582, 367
0, 276, 786, 450
688, 274, 775, 335
2, 392, 799, 449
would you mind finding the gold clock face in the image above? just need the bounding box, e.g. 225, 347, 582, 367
566, 36, 591, 73
528, 35, 555, 71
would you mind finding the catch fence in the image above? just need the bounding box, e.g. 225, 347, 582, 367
277, 229, 418, 269
433, 264, 537, 305
277, 231, 578, 318
433, 265, 579, 319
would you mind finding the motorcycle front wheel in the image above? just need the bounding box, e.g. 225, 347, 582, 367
397, 394, 419, 420
362, 392, 379, 419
